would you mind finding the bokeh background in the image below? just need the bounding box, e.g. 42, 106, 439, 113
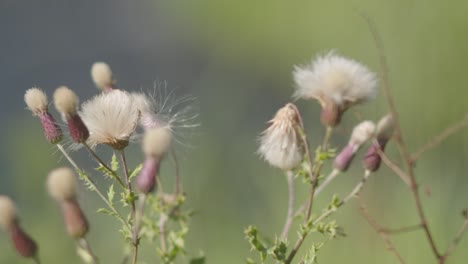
1, 0, 467, 263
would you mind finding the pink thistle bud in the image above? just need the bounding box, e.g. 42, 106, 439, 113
60, 200, 89, 238
0, 196, 38, 259
10, 225, 38, 258
24, 88, 63, 144
334, 121, 375, 171
136, 158, 160, 194
47, 167, 89, 238
53, 86, 89, 143
362, 115, 395, 172
136, 128, 172, 193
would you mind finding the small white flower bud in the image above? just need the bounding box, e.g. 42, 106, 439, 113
24, 88, 48, 115
349, 121, 376, 147
53, 86, 79, 117
376, 114, 395, 142
0, 196, 17, 231
258, 103, 304, 170
47, 167, 77, 201
91, 62, 114, 90
142, 127, 172, 158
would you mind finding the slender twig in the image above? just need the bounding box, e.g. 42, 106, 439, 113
56, 144, 130, 230
120, 150, 136, 217
82, 143, 127, 189
364, 15, 441, 259
158, 213, 168, 253
132, 194, 147, 245
358, 197, 406, 264
373, 140, 411, 186
131, 244, 138, 264
381, 224, 422, 235
440, 215, 468, 262
170, 148, 181, 195
314, 169, 340, 197
411, 115, 468, 163
78, 237, 99, 264
281, 171, 295, 239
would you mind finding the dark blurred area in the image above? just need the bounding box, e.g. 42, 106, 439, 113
0, 0, 467, 263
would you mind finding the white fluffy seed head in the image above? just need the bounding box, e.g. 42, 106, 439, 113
91, 62, 114, 90
349, 121, 376, 147
142, 127, 172, 158
293, 52, 377, 108
47, 167, 77, 201
258, 103, 304, 170
24, 87, 48, 115
80, 90, 140, 149
53, 86, 79, 116
0, 196, 17, 230
376, 114, 395, 141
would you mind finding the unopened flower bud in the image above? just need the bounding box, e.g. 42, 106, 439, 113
47, 168, 89, 238
91, 62, 114, 92
334, 121, 375, 171
47, 167, 77, 201
0, 196, 38, 258
258, 103, 304, 170
136, 128, 172, 193
363, 115, 395, 172
24, 88, 63, 144
53, 86, 89, 143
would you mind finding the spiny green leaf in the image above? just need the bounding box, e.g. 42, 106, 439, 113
77, 170, 95, 191
97, 208, 119, 218
107, 184, 115, 206
129, 163, 143, 180
111, 153, 119, 172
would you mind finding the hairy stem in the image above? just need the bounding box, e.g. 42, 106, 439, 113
281, 171, 295, 239
120, 150, 136, 218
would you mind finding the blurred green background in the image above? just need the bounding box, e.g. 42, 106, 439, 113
0, 0, 467, 263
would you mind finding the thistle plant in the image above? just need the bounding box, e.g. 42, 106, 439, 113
0, 62, 200, 264
245, 47, 468, 264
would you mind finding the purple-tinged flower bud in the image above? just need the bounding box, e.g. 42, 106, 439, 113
24, 88, 63, 144
0, 196, 38, 259
363, 115, 395, 172
53, 86, 89, 143
136, 128, 172, 194
10, 225, 38, 258
334, 121, 375, 171
91, 62, 115, 92
47, 167, 89, 238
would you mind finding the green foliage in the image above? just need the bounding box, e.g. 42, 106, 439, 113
301, 243, 324, 264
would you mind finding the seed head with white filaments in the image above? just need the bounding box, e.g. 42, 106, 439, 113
47, 167, 77, 201
293, 52, 377, 126
53, 86, 79, 117
131, 82, 200, 148
80, 89, 140, 149
24, 88, 48, 115
0, 196, 17, 231
258, 103, 304, 171
91, 62, 114, 91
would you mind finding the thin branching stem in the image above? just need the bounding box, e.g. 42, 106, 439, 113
56, 144, 130, 230
358, 197, 406, 264
382, 224, 422, 235
131, 244, 138, 264
281, 171, 295, 239
120, 150, 136, 217
314, 169, 340, 197
285, 125, 333, 264
82, 143, 126, 189
364, 14, 441, 260
440, 215, 468, 262
132, 194, 147, 246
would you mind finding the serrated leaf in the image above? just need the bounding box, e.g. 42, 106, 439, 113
107, 184, 115, 206
111, 153, 119, 171
97, 208, 119, 218
129, 163, 143, 180
77, 170, 95, 191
